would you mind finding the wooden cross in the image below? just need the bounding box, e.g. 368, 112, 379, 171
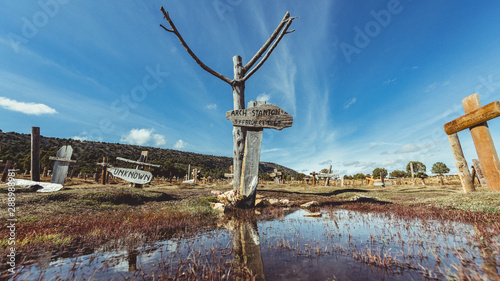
49, 145, 76, 185
114, 151, 161, 187
95, 157, 109, 185
365, 174, 374, 186
269, 169, 282, 184
310, 171, 318, 186
1, 160, 13, 182
444, 94, 500, 192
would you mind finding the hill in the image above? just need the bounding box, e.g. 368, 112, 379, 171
0, 131, 297, 180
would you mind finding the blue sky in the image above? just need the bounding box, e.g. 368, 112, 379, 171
1, 0, 500, 176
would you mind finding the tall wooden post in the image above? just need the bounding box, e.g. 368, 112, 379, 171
101, 157, 107, 185
1, 160, 12, 182
462, 94, 500, 190
448, 133, 475, 193
410, 163, 415, 186
31, 127, 40, 182
232, 56, 246, 192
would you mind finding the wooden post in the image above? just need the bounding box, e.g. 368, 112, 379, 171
448, 133, 475, 193
101, 157, 107, 185
232, 55, 246, 193
240, 101, 264, 205
94, 167, 100, 182
310, 171, 318, 186
325, 165, 332, 186
462, 94, 500, 190
410, 163, 415, 186
472, 159, 487, 187
1, 160, 12, 182
31, 127, 40, 182
380, 172, 385, 187
134, 151, 148, 188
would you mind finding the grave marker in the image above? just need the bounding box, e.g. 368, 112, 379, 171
472, 159, 486, 187
1, 160, 12, 182
114, 152, 161, 186
310, 171, 318, 186
444, 94, 500, 191
161, 8, 296, 208
49, 145, 76, 185
269, 168, 282, 184
31, 127, 40, 182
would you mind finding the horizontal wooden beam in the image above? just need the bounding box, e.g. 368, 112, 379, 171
444, 101, 500, 135
115, 157, 162, 168
49, 156, 77, 163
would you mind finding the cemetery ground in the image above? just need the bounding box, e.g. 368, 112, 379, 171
2, 176, 500, 280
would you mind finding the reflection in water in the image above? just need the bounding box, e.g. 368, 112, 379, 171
12, 208, 500, 280
224, 214, 266, 281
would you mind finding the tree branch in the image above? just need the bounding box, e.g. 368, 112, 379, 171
160, 7, 232, 85
242, 16, 295, 82
243, 12, 291, 72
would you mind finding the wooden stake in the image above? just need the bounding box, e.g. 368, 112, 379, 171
101, 157, 107, 185
1, 160, 12, 182
31, 127, 40, 182
448, 133, 475, 193
462, 94, 500, 190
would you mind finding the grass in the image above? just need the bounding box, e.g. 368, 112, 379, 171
1, 180, 499, 276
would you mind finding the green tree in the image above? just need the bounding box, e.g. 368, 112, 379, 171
390, 170, 406, 178
406, 161, 426, 175
431, 162, 450, 175
296, 173, 306, 181
353, 173, 365, 180
372, 168, 388, 179
320, 168, 330, 174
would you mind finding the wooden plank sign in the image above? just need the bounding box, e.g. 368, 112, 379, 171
107, 167, 153, 184
51, 145, 74, 185
226, 103, 293, 131
444, 101, 500, 135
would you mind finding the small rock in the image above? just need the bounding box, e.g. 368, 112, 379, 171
300, 201, 319, 208
210, 202, 225, 212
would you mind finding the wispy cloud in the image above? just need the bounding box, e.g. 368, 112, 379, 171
174, 139, 187, 150
257, 93, 270, 102
344, 97, 357, 109
383, 78, 397, 85
120, 128, 166, 147
206, 103, 217, 110
0, 97, 57, 115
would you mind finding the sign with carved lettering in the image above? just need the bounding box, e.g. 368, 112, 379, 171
108, 167, 153, 184
226, 104, 293, 130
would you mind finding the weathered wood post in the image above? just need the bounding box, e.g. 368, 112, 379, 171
310, 171, 318, 186
1, 160, 12, 182
160, 8, 296, 207
447, 133, 474, 193
444, 94, 500, 191
102, 157, 108, 185
410, 163, 415, 186
31, 126, 40, 182
325, 165, 332, 186
472, 159, 487, 186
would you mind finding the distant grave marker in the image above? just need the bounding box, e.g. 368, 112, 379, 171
269, 169, 282, 184
113, 152, 161, 186
444, 94, 500, 192
309, 171, 318, 186
49, 145, 76, 185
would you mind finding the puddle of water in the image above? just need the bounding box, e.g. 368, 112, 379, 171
10, 207, 500, 280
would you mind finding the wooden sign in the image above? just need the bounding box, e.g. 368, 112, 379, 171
226, 103, 293, 131
107, 167, 153, 184
51, 145, 74, 185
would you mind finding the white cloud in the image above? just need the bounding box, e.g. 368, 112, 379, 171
206, 103, 217, 110
120, 128, 166, 147
71, 132, 102, 142
257, 93, 271, 102
0, 97, 57, 115
383, 78, 397, 85
344, 97, 357, 109
173, 139, 187, 150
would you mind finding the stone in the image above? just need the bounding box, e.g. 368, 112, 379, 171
300, 201, 319, 208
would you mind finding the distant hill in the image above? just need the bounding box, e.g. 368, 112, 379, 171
0, 131, 297, 180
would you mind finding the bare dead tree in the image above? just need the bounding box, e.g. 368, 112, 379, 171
160, 7, 297, 205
